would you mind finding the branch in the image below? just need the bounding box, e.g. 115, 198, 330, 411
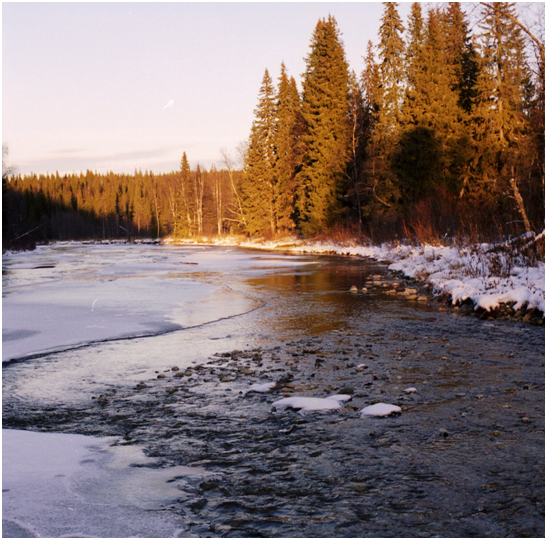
11, 225, 41, 242
479, 2, 545, 66
372, 179, 392, 208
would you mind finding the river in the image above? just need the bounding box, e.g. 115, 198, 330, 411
2, 242, 544, 538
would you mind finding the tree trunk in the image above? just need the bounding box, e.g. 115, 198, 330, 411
510, 177, 532, 233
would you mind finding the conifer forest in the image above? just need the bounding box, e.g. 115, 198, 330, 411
3, 3, 545, 251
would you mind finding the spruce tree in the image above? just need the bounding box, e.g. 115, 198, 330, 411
398, 7, 466, 200
472, 3, 534, 196
296, 15, 350, 236
441, 2, 479, 115
363, 3, 406, 215
241, 69, 277, 237
402, 1, 425, 126
361, 40, 388, 213
273, 63, 304, 234
471, 2, 537, 231
377, 2, 406, 133
176, 152, 193, 236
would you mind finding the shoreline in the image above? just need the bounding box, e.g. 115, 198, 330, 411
163, 235, 546, 326
6, 236, 545, 325
3, 240, 544, 537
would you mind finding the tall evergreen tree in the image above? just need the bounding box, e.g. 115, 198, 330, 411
176, 152, 194, 236
472, 3, 534, 196
398, 7, 467, 200
296, 15, 350, 236
471, 2, 538, 231
377, 2, 406, 134
403, 1, 425, 123
360, 40, 390, 213
363, 3, 406, 215
441, 2, 480, 115
241, 69, 277, 237
273, 63, 304, 234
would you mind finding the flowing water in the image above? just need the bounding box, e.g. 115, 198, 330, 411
2, 243, 544, 538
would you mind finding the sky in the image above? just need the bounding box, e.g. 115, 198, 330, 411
2, 2, 417, 176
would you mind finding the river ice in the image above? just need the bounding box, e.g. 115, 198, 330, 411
2, 243, 279, 362
2, 428, 218, 538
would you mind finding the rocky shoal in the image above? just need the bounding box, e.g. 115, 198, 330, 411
3, 309, 544, 538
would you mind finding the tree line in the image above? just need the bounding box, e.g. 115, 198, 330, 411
240, 2, 544, 242
3, 154, 242, 248
3, 2, 545, 251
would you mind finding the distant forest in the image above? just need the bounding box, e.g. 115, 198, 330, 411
3, 2, 545, 251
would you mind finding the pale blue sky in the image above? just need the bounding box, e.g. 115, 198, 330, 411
3, 2, 414, 176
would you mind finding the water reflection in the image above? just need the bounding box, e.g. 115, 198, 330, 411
240, 256, 436, 336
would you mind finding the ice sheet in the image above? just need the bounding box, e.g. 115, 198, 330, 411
3, 243, 305, 362
3, 429, 217, 537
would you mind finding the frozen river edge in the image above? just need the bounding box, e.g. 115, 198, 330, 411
164, 236, 546, 324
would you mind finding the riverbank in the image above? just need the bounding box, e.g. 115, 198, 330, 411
164, 235, 545, 325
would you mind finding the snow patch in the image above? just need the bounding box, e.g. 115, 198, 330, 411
360, 403, 402, 417
247, 382, 276, 393
325, 394, 353, 402
3, 429, 212, 537
272, 394, 350, 414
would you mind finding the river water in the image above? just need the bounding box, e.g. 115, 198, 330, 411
2, 242, 544, 538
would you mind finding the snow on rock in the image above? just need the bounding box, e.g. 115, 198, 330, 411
247, 382, 276, 393
360, 403, 402, 417
404, 387, 417, 394
325, 394, 353, 402
272, 394, 350, 414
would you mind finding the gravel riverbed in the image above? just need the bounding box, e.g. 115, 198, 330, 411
4, 307, 544, 538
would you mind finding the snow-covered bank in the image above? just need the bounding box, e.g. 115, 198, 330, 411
164, 236, 545, 317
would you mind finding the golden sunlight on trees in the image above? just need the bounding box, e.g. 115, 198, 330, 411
3, 4, 544, 248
